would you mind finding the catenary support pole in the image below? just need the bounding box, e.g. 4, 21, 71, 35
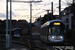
6, 0, 9, 48
46, 10, 49, 21
9, 0, 12, 47
59, 0, 61, 19
51, 2, 53, 20
30, 3, 32, 38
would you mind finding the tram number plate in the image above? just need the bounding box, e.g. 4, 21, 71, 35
56, 36, 58, 39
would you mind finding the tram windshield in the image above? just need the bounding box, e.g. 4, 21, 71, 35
14, 29, 20, 34
49, 26, 64, 35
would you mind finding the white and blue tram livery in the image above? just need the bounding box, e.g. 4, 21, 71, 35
40, 19, 65, 43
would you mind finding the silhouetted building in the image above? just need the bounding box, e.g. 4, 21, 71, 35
61, 3, 75, 32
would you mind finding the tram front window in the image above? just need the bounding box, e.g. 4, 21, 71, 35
15, 29, 20, 34
49, 26, 63, 35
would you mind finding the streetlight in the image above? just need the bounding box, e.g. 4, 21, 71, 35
7, 0, 42, 48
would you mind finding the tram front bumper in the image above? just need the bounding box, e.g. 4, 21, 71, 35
48, 36, 64, 43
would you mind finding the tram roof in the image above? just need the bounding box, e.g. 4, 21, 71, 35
41, 19, 63, 28
13, 28, 20, 30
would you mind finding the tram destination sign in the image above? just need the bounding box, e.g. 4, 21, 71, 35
54, 22, 60, 25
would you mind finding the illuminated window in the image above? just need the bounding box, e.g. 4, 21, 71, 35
63, 12, 66, 15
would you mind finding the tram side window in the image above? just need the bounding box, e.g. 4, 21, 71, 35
42, 28, 45, 35
46, 28, 49, 35
60, 27, 64, 35
49, 28, 51, 34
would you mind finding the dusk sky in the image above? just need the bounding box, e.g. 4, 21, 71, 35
0, 0, 73, 22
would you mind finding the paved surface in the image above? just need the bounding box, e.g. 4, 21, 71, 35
0, 43, 30, 50
0, 36, 74, 50
10, 43, 30, 50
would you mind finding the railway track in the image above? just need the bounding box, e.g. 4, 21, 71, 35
2, 38, 75, 50
12, 39, 48, 50
27, 40, 47, 50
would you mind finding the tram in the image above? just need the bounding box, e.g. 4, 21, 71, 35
13, 28, 21, 38
40, 19, 65, 43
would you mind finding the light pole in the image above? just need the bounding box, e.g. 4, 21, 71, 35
10, 0, 12, 47
46, 10, 49, 21
6, 0, 12, 48
59, 0, 61, 19
29, 1, 42, 38
30, 3, 32, 38
6, 0, 9, 48
51, 2, 53, 20
73, 0, 74, 4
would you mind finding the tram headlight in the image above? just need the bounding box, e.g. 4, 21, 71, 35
60, 36, 63, 38
51, 36, 55, 38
